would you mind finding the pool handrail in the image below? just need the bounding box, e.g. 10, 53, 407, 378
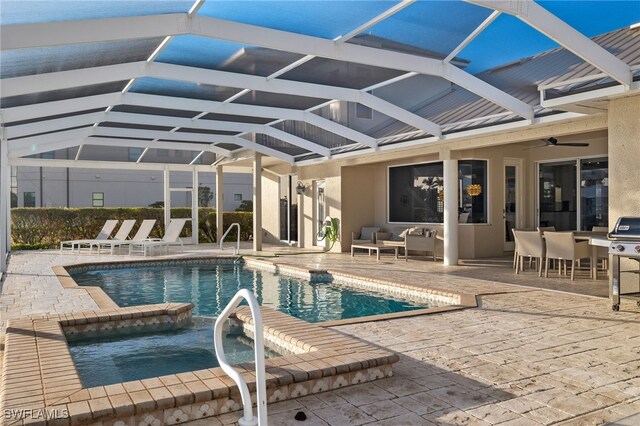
213, 289, 267, 426
220, 222, 241, 254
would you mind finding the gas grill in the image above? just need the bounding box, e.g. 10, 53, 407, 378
608, 217, 640, 311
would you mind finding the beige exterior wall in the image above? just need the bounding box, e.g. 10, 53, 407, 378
608, 95, 640, 221
297, 163, 342, 251
263, 106, 638, 260
608, 94, 640, 291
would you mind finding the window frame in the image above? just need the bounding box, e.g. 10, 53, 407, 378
234, 193, 243, 201
386, 159, 490, 225
23, 191, 36, 208
92, 192, 104, 207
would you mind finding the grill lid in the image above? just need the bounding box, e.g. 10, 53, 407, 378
608, 217, 640, 240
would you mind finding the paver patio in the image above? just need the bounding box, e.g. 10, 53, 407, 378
1, 247, 639, 425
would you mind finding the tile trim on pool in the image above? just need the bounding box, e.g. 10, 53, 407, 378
2, 304, 398, 425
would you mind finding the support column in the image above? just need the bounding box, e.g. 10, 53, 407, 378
253, 153, 263, 251
0, 135, 9, 273
297, 189, 304, 248
443, 154, 459, 266
191, 169, 199, 245
215, 165, 224, 243
163, 167, 170, 234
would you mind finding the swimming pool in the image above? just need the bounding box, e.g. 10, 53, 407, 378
71, 262, 442, 322
67, 318, 281, 388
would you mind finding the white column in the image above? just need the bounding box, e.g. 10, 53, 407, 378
297, 190, 304, 248
253, 153, 263, 251
0, 137, 8, 273
443, 157, 459, 266
191, 169, 199, 245
163, 167, 170, 235
215, 165, 224, 243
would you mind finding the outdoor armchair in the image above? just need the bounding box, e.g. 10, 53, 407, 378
60, 219, 119, 253
351, 227, 380, 245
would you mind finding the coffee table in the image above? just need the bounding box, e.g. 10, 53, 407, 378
350, 243, 399, 261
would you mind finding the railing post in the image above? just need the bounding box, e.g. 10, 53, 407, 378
214, 289, 267, 425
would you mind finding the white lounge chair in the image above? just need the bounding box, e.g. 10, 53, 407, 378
91, 219, 156, 255
60, 220, 119, 253
128, 218, 188, 256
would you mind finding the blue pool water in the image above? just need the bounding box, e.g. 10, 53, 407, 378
67, 318, 280, 387
71, 263, 437, 322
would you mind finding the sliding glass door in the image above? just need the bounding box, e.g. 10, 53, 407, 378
580, 158, 608, 230
539, 161, 576, 231
538, 157, 608, 231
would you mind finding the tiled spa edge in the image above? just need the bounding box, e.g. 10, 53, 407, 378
1, 303, 398, 425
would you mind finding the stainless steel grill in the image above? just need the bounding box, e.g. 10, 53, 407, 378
608, 217, 640, 311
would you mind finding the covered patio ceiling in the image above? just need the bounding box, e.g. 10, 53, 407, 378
1, 0, 639, 168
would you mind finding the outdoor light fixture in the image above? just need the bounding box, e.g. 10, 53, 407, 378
466, 184, 482, 197
296, 182, 306, 195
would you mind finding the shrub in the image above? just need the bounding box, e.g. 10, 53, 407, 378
10, 208, 253, 250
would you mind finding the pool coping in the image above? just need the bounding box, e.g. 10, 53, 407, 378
1, 303, 398, 425
53, 256, 478, 325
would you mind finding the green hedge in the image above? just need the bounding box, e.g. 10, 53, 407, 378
10, 208, 253, 250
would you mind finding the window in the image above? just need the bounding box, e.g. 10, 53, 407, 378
40, 152, 54, 159
157, 149, 169, 157
580, 157, 608, 230
356, 103, 373, 119
128, 147, 143, 162
458, 160, 487, 224
23, 192, 36, 208
389, 162, 444, 223
388, 160, 488, 224
234, 194, 242, 201
92, 192, 104, 207
175, 150, 183, 158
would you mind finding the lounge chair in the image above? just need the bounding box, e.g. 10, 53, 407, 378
60, 220, 119, 253
91, 219, 156, 255
128, 218, 188, 256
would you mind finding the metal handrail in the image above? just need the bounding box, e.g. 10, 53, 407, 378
220, 222, 240, 254
214, 289, 267, 426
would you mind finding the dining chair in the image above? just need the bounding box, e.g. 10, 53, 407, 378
592, 226, 609, 273
537, 226, 556, 232
511, 228, 520, 271
513, 230, 545, 276
544, 231, 591, 280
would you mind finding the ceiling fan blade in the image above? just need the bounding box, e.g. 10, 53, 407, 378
523, 144, 548, 150
557, 143, 590, 147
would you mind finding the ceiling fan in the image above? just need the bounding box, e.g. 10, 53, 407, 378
527, 137, 590, 149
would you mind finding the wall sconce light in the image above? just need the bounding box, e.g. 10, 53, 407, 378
466, 183, 482, 197
95, 175, 101, 179
295, 182, 306, 195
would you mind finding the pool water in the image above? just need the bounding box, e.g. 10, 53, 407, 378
71, 263, 437, 322
67, 318, 279, 387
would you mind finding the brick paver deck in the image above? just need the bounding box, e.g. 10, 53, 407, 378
2, 247, 638, 425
